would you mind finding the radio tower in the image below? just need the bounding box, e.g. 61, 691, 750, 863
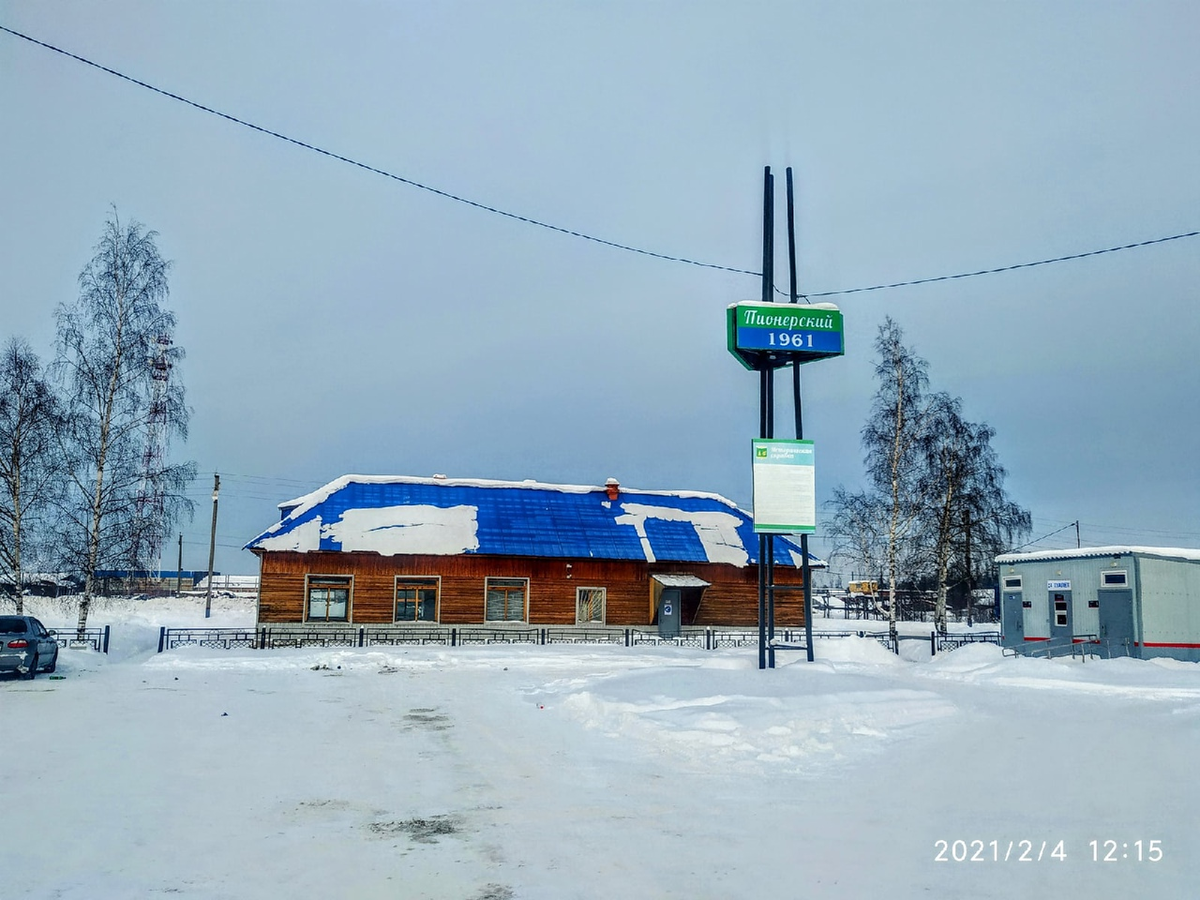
136, 333, 173, 573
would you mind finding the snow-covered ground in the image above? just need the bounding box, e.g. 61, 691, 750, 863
4, 597, 1198, 899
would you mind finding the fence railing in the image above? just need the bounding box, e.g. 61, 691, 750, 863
158, 627, 260, 652
935, 630, 1002, 654
1003, 634, 1105, 661
154, 624, 988, 654
51, 625, 110, 654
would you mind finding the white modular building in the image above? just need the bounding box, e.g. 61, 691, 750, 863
996, 546, 1200, 661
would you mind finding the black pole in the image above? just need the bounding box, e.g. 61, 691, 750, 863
758, 167, 774, 670
786, 168, 816, 663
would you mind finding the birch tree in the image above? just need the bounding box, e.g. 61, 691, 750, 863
55, 211, 195, 634
0, 338, 63, 612
918, 394, 1032, 629
861, 318, 929, 643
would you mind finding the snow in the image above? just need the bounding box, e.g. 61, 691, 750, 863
5, 596, 1199, 898
252, 514, 322, 552
614, 503, 749, 566
276, 474, 747, 518
997, 545, 1200, 563
322, 504, 481, 555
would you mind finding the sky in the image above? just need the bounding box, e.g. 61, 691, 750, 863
6, 595, 1200, 897
2, 1, 1198, 576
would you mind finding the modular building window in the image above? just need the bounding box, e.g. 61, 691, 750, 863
1101, 570, 1128, 588
1003, 576, 1022, 591
307, 576, 351, 622
576, 587, 606, 625
395, 577, 439, 623
485, 578, 528, 622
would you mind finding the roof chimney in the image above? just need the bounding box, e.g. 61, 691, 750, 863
605, 478, 620, 501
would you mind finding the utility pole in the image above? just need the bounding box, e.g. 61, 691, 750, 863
176, 533, 183, 596
1075, 520, 1081, 549
204, 474, 219, 618
964, 509, 973, 628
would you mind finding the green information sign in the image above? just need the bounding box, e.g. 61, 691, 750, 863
727, 301, 844, 370
752, 439, 816, 534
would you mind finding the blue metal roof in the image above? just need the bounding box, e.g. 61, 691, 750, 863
245, 475, 820, 568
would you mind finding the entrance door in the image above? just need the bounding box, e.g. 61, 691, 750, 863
1098, 589, 1136, 658
1001, 591, 1024, 646
657, 588, 682, 638
1049, 589, 1073, 640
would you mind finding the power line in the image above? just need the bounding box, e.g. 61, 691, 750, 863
0, 25, 756, 278
1005, 521, 1078, 553
4, 24, 1198, 297
799, 231, 1200, 299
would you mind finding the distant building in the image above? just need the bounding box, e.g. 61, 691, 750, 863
244, 475, 822, 630
996, 546, 1200, 661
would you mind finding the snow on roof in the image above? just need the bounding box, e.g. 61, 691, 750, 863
997, 545, 1200, 565
651, 574, 712, 588
248, 474, 825, 569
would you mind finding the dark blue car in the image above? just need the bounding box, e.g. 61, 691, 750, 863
0, 615, 59, 678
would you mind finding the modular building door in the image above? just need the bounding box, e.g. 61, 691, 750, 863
1049, 587, 1073, 641
1001, 590, 1024, 645
1098, 589, 1136, 658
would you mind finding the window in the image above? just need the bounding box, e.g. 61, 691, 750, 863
1003, 576, 1022, 591
307, 576, 351, 622
485, 578, 527, 622
395, 577, 439, 623
1053, 593, 1068, 627
1101, 570, 1128, 587
576, 587, 606, 625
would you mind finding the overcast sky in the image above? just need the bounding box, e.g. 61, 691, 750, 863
2, 1, 1198, 577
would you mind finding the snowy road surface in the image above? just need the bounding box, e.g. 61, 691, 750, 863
3, 602, 1198, 898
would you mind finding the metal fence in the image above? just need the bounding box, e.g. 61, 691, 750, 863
154, 624, 991, 654
52, 625, 110, 654
1002, 634, 1105, 662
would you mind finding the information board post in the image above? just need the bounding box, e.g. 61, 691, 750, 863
731, 166, 843, 669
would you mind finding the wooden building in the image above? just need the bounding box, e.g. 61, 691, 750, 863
245, 475, 820, 630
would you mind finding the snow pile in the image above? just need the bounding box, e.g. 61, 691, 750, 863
3, 597, 1199, 899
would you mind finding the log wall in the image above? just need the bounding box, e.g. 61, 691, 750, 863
255, 551, 805, 627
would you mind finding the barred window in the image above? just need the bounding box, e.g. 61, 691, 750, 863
576, 587, 606, 625
485, 578, 527, 623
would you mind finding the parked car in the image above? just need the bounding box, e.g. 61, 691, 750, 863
0, 615, 59, 679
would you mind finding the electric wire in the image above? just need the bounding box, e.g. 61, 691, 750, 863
1005, 521, 1079, 554
4, 24, 1198, 298
797, 231, 1200, 299
0, 25, 756, 278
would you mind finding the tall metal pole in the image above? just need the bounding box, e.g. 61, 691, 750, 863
758, 167, 774, 670
786, 167, 816, 662
176, 532, 183, 596
204, 473, 219, 619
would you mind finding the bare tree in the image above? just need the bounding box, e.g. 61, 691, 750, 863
862, 318, 930, 643
0, 338, 63, 612
916, 393, 1032, 629
55, 211, 195, 633
824, 486, 888, 587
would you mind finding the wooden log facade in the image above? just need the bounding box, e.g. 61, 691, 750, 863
246, 475, 818, 629
255, 549, 806, 627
